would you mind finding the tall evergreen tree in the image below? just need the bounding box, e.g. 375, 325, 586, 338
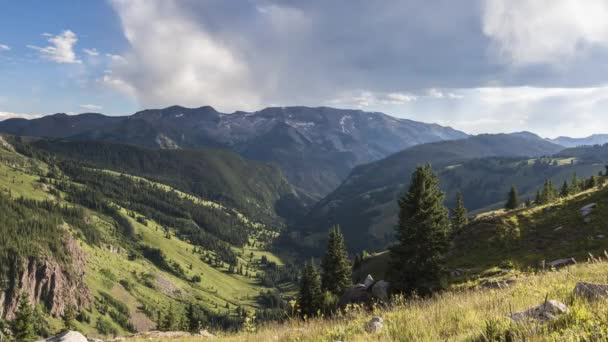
320, 225, 352, 295
505, 185, 520, 210
12, 295, 36, 342
298, 261, 323, 317
570, 173, 580, 194
535, 190, 542, 205
388, 165, 450, 294
560, 181, 570, 198
451, 192, 468, 233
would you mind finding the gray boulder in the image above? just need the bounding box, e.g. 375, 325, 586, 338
338, 285, 374, 308
42, 331, 88, 342
363, 274, 375, 289
371, 280, 390, 301
573, 282, 608, 300
365, 316, 384, 333
510, 300, 568, 323
581, 203, 596, 217
480, 279, 516, 289
547, 257, 576, 269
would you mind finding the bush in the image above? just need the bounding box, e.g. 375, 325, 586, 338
95, 317, 118, 336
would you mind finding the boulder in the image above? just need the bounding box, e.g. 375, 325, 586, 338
365, 316, 384, 333
43, 331, 88, 342
371, 280, 390, 301
363, 274, 375, 289
510, 300, 568, 323
338, 285, 374, 308
581, 203, 596, 217
573, 282, 608, 300
480, 279, 516, 289
547, 258, 576, 269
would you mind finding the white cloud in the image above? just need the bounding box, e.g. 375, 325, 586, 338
0, 44, 10, 51
482, 0, 608, 66
79, 104, 102, 111
107, 0, 259, 112
83, 48, 99, 56
105, 53, 126, 63
0, 112, 42, 121
27, 30, 82, 64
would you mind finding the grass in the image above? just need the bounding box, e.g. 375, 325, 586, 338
126, 261, 608, 341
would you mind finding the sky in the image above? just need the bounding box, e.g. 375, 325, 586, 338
1, 0, 608, 138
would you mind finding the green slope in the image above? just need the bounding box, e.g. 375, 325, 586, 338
0, 138, 296, 339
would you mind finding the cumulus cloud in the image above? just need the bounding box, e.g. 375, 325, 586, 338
79, 104, 102, 111
83, 48, 99, 56
482, 0, 608, 66
28, 30, 81, 64
0, 112, 42, 121
0, 44, 10, 51
107, 0, 259, 111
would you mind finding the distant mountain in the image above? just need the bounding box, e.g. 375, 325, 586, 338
0, 106, 468, 199
297, 134, 568, 252
549, 134, 608, 147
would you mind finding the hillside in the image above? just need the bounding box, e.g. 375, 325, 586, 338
0, 106, 468, 199
9, 137, 310, 224
0, 137, 297, 339
299, 133, 569, 252
549, 134, 608, 147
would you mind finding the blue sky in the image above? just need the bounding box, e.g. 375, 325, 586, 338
2, 0, 608, 138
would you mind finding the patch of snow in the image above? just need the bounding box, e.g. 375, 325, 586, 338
175, 113, 184, 118
340, 115, 353, 133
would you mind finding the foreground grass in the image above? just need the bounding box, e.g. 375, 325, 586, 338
124, 262, 608, 341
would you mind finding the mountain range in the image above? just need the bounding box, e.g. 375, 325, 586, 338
0, 106, 468, 199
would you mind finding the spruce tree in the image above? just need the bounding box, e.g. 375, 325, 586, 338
451, 192, 468, 233
62, 304, 76, 331
298, 260, 323, 317
12, 295, 36, 342
560, 180, 570, 198
505, 185, 520, 210
388, 165, 450, 294
535, 190, 542, 205
570, 173, 580, 194
320, 225, 352, 295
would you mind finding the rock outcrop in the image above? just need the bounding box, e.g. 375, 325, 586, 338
365, 316, 384, 333
547, 258, 576, 269
573, 282, 608, 300
510, 300, 568, 323
0, 235, 90, 319
338, 275, 390, 308
43, 330, 88, 342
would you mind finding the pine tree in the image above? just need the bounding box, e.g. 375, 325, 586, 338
587, 175, 598, 189
388, 165, 450, 294
505, 185, 520, 210
535, 190, 541, 205
298, 260, 323, 317
12, 295, 36, 342
570, 173, 580, 194
560, 180, 570, 198
320, 225, 352, 295
451, 192, 468, 233
62, 304, 76, 331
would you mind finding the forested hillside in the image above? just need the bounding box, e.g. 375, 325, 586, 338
0, 136, 299, 339
299, 135, 604, 252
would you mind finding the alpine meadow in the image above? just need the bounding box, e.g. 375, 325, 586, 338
3, 1, 608, 341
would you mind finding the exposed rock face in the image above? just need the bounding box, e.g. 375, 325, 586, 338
371, 280, 390, 301
510, 300, 568, 323
338, 284, 374, 309
581, 203, 596, 217
363, 275, 375, 289
573, 282, 608, 300
0, 235, 90, 319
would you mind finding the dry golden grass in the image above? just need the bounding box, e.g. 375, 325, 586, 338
123, 261, 608, 341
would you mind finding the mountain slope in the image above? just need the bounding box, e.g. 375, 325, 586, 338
0, 136, 296, 338
0, 106, 468, 198
298, 134, 570, 252
549, 134, 608, 147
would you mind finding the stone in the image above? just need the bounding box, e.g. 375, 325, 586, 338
547, 258, 576, 269
581, 203, 596, 217
365, 316, 384, 333
450, 268, 465, 277
597, 235, 606, 239
510, 300, 568, 323
43, 331, 88, 342
371, 280, 390, 301
363, 274, 375, 289
573, 282, 608, 300
480, 279, 516, 289
553, 226, 563, 232
338, 285, 374, 308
